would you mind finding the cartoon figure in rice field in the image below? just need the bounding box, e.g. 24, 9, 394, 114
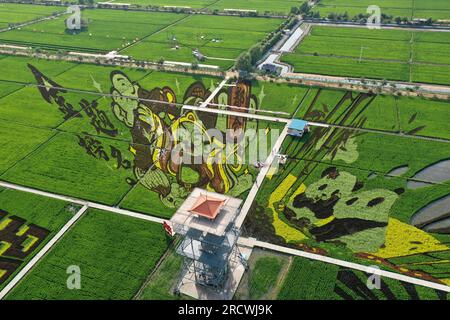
110, 71, 256, 208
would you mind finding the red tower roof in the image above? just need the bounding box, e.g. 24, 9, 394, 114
188, 194, 226, 220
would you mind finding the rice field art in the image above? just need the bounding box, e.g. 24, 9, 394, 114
23, 63, 282, 217
0, 209, 50, 285
245, 89, 450, 287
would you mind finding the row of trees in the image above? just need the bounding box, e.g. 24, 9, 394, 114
290, 1, 435, 25
235, 16, 298, 73
323, 12, 434, 25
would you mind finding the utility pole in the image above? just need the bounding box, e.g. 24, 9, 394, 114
359, 46, 366, 63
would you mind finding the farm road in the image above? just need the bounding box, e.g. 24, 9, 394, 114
0, 180, 164, 224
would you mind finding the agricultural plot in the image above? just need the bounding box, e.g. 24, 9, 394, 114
0, 3, 63, 29
0, 57, 283, 218
311, 0, 450, 21
0, 120, 54, 175
122, 14, 284, 69
0, 55, 76, 83
104, 0, 305, 14
107, 0, 216, 8
208, 0, 306, 15
235, 248, 289, 300
312, 0, 413, 19
244, 122, 450, 286
250, 80, 310, 117
281, 26, 450, 85
0, 9, 185, 53
6, 209, 171, 300
278, 256, 448, 300
414, 0, 450, 20
0, 8, 283, 70
0, 81, 23, 99
235, 248, 448, 300
136, 240, 187, 300
286, 85, 450, 140
0, 188, 77, 291
1, 132, 136, 205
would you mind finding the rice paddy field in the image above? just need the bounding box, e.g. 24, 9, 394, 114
245, 121, 450, 287
236, 249, 449, 300
100, 0, 305, 14
282, 25, 450, 85
207, 0, 305, 15
6, 209, 171, 299
0, 55, 284, 218
107, 0, 216, 8
0, 188, 77, 291
0, 2, 449, 302
0, 3, 63, 29
312, 0, 450, 21
0, 9, 186, 53
277, 255, 448, 300
122, 14, 283, 69
0, 7, 284, 70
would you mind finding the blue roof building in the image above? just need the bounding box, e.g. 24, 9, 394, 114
288, 119, 309, 137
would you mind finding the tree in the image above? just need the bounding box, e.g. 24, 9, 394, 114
299, 2, 309, 14
290, 7, 299, 15
343, 11, 349, 21
235, 53, 252, 72
249, 45, 262, 65
328, 12, 337, 20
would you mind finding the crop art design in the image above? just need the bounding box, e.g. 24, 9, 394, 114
110, 71, 262, 207
28, 64, 270, 209
0, 209, 50, 285
245, 89, 450, 285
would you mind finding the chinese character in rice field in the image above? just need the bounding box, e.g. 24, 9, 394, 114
0, 209, 50, 285
28, 65, 262, 209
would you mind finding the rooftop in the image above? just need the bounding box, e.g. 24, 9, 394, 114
189, 194, 226, 220
289, 119, 308, 131
170, 188, 242, 236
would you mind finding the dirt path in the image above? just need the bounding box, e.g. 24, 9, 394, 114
271, 255, 293, 299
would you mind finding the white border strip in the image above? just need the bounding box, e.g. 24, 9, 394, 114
235, 123, 290, 228
0, 181, 164, 224
238, 237, 450, 293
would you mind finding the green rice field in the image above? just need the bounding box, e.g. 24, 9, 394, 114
0, 3, 63, 29
282, 26, 450, 85
6, 209, 171, 299
0, 0, 449, 300
312, 0, 450, 21
0, 8, 283, 70
0, 189, 77, 291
